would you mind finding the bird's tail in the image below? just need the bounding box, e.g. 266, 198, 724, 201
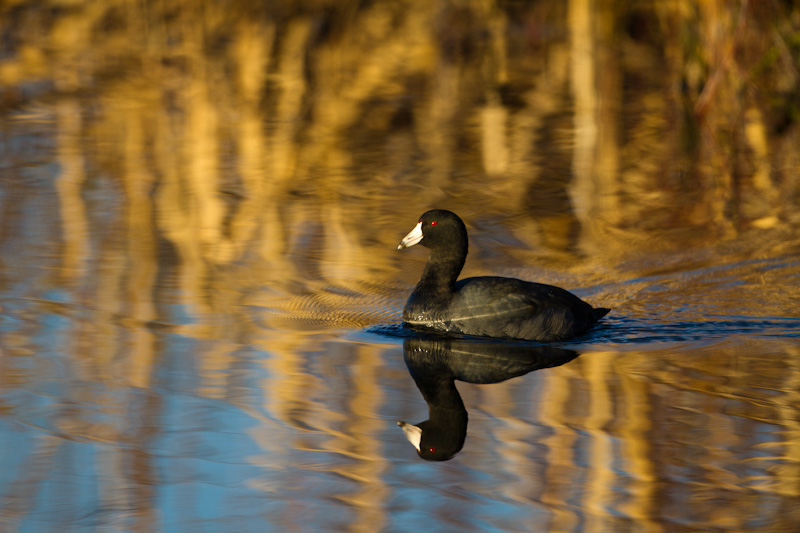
592, 307, 611, 322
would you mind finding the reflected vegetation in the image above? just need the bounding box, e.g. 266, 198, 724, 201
1, 0, 800, 530
1, 0, 799, 309
398, 336, 578, 461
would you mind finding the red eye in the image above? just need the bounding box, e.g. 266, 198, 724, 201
430, 221, 437, 226
428, 447, 436, 453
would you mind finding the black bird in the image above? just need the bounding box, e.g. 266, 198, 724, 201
398, 209, 609, 341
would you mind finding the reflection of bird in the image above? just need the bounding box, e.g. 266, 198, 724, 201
398, 210, 609, 341
397, 336, 579, 461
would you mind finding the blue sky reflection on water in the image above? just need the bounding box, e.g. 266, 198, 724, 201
2, 303, 799, 530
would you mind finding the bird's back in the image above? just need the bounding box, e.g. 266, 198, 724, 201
406, 276, 607, 341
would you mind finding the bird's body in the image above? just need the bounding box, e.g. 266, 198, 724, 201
398, 210, 609, 342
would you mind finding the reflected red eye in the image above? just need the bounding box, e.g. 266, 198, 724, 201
428, 447, 436, 453
430, 221, 437, 226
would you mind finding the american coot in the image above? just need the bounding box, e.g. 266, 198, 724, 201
398, 209, 610, 341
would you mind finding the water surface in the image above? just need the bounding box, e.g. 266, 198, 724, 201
1, 2, 800, 531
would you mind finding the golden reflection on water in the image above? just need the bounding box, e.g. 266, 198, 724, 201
1, 0, 800, 530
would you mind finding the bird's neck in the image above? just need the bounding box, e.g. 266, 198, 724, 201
415, 250, 465, 295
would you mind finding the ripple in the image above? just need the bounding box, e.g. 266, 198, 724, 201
585, 314, 800, 345
251, 283, 405, 332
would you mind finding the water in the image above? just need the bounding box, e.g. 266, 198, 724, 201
2, 2, 800, 531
